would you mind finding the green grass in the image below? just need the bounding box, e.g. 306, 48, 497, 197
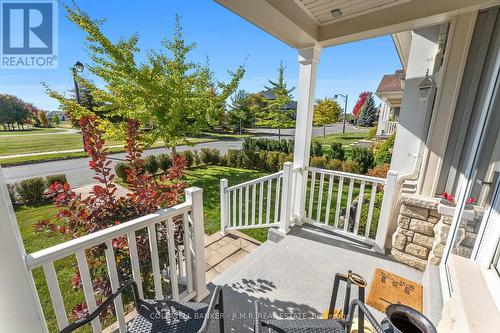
0, 127, 68, 135
184, 165, 270, 241
0, 137, 216, 166
314, 131, 371, 158
15, 204, 89, 333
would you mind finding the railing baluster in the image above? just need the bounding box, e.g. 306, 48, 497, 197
104, 240, 127, 332
334, 176, 344, 228
252, 184, 256, 225
76, 250, 102, 333
147, 225, 163, 299
344, 179, 355, 232
227, 189, 231, 228
308, 171, 316, 219
166, 217, 180, 301
239, 187, 243, 227
365, 183, 378, 239
233, 190, 237, 227
353, 180, 365, 235
43, 262, 68, 330
245, 186, 249, 226
274, 176, 281, 223
325, 175, 334, 225
127, 231, 144, 299
266, 179, 272, 224
259, 182, 264, 225
183, 212, 194, 293
316, 173, 325, 222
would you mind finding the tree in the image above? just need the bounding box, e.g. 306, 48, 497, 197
352, 91, 370, 119
38, 111, 49, 127
227, 90, 253, 134
264, 61, 294, 97
52, 114, 61, 126
313, 97, 341, 137
357, 93, 378, 127
45, 7, 244, 156
0, 94, 32, 130
247, 93, 267, 126
257, 62, 295, 139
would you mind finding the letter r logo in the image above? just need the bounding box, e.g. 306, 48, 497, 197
2, 2, 53, 54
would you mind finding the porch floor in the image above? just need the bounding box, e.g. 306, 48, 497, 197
208, 223, 423, 332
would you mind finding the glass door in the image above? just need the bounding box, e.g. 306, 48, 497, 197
440, 7, 500, 298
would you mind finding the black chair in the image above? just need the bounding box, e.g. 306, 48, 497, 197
254, 271, 384, 333
60, 280, 224, 333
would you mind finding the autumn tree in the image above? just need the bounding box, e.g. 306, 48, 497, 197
352, 91, 370, 119
313, 97, 341, 137
38, 111, 49, 127
0, 94, 32, 130
45, 6, 244, 155
357, 93, 378, 127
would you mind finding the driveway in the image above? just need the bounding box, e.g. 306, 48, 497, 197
2, 124, 366, 187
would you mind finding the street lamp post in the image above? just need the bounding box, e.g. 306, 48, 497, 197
72, 61, 84, 104
334, 93, 348, 133
72, 61, 84, 147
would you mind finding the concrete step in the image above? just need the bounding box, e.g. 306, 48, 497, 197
422, 263, 443, 325
211, 240, 278, 286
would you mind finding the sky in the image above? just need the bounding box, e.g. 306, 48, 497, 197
0, 0, 402, 113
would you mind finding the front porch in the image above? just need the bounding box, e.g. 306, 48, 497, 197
210, 223, 428, 332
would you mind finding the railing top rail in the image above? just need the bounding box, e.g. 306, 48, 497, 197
305, 166, 387, 184
26, 202, 191, 269
226, 171, 283, 191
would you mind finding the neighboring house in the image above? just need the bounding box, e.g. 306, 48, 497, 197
375, 69, 405, 137
259, 89, 298, 119
1, 1, 500, 332
46, 111, 67, 122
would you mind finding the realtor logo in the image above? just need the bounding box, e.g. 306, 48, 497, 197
1, 0, 58, 69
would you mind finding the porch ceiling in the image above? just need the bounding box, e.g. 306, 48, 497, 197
213, 0, 497, 48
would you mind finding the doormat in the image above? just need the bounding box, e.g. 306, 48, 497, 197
366, 268, 423, 313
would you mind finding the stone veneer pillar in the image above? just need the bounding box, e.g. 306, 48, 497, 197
391, 195, 440, 271
391, 194, 484, 270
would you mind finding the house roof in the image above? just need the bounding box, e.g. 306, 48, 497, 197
376, 70, 405, 93
260, 90, 297, 110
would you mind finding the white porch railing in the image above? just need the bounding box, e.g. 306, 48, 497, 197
384, 121, 398, 136
220, 163, 398, 252
25, 187, 208, 333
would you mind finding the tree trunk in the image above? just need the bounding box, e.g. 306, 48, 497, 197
323, 125, 326, 138
171, 146, 177, 158
1, 124, 5, 131
278, 127, 281, 140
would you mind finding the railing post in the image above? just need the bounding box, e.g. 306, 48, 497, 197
220, 179, 228, 235
185, 187, 210, 301
374, 170, 398, 253
0, 167, 47, 332
279, 162, 293, 234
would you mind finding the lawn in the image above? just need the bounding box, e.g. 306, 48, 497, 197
0, 127, 68, 135
15, 165, 269, 332
0, 135, 216, 166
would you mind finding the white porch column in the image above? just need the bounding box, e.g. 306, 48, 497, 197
292, 45, 322, 223
0, 167, 46, 332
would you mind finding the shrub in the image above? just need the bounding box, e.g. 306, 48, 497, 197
181, 150, 195, 167
192, 151, 200, 166
157, 153, 172, 171
143, 155, 159, 175
310, 141, 323, 157
351, 147, 374, 174
242, 138, 294, 154
115, 161, 130, 181
266, 151, 281, 172
17, 177, 46, 204
226, 149, 241, 167
325, 159, 343, 171
342, 160, 360, 174
257, 151, 268, 171
375, 134, 395, 164
7, 183, 17, 205
199, 148, 221, 165
367, 164, 390, 179
309, 156, 328, 169
46, 174, 67, 186
367, 127, 377, 139
328, 143, 345, 161
240, 150, 261, 170
278, 152, 293, 168
358, 192, 383, 238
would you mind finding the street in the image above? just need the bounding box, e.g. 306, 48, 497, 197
2, 124, 365, 187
